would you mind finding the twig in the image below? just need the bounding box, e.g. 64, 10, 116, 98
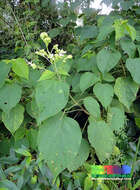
82, 119, 88, 134
9, 4, 28, 46
0, 16, 13, 28
69, 94, 89, 115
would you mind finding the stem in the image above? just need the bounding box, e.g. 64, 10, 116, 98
69, 94, 89, 115
9, 4, 28, 46
121, 61, 126, 77
0, 16, 13, 28
82, 119, 88, 134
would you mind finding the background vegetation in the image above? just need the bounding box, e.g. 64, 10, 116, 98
0, 0, 140, 189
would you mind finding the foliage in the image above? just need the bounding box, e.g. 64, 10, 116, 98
0, 0, 140, 189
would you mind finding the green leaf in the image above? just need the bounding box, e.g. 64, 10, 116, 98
59, 17, 71, 27
76, 56, 98, 73
132, 179, 140, 190
113, 19, 136, 41
0, 83, 22, 112
41, 0, 49, 7
26, 129, 38, 150
26, 98, 39, 119
120, 39, 136, 58
100, 183, 110, 190
135, 118, 140, 129
35, 80, 69, 124
125, 24, 136, 42
102, 73, 115, 82
15, 146, 31, 157
93, 83, 114, 109
126, 58, 140, 84
84, 177, 93, 190
48, 28, 61, 38
114, 77, 139, 109
0, 180, 18, 190
107, 107, 125, 131
0, 62, 11, 88
113, 19, 126, 41
67, 139, 89, 172
38, 113, 82, 179
75, 25, 98, 42
83, 97, 100, 119
11, 58, 29, 79
80, 72, 100, 92
71, 73, 81, 93
97, 48, 121, 73
20, 68, 41, 88
120, 1, 133, 10
2, 104, 24, 134
39, 70, 56, 81
88, 121, 115, 162
97, 17, 114, 41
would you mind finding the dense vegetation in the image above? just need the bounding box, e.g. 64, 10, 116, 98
0, 0, 140, 189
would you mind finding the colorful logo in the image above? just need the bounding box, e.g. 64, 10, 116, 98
91, 165, 131, 180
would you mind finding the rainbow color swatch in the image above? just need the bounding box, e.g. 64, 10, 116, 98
91, 165, 131, 180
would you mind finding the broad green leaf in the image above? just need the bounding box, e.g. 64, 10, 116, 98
2, 104, 24, 134
135, 118, 140, 129
120, 39, 136, 58
107, 107, 125, 131
126, 58, 140, 84
111, 99, 125, 113
97, 48, 121, 73
120, 1, 133, 10
11, 58, 29, 79
48, 28, 61, 38
97, 24, 114, 41
76, 58, 95, 72
38, 113, 82, 179
93, 83, 114, 109
114, 77, 139, 109
0, 62, 11, 88
97, 16, 114, 41
83, 97, 100, 119
113, 19, 136, 41
125, 24, 136, 42
26, 129, 38, 150
35, 80, 69, 124
113, 19, 126, 41
14, 125, 26, 141
41, 0, 49, 7
0, 180, 18, 190
26, 98, 39, 119
102, 73, 115, 82
15, 146, 31, 157
0, 83, 22, 112
59, 17, 71, 27
88, 121, 115, 162
80, 72, 100, 92
75, 25, 98, 42
67, 139, 89, 172
70, 73, 81, 93
84, 177, 93, 190
39, 70, 56, 81
20, 68, 41, 88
